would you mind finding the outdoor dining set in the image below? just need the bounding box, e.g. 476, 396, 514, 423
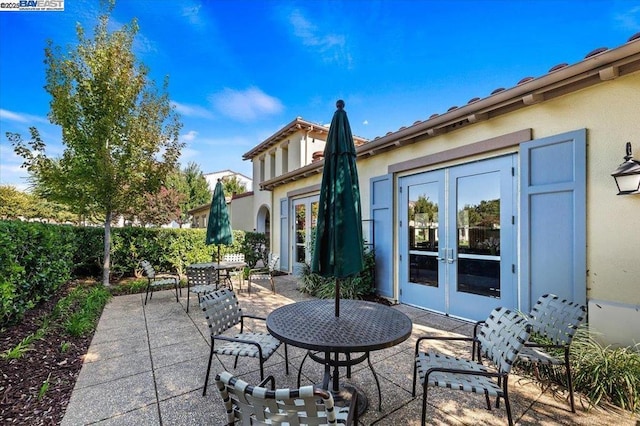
138, 100, 587, 424
141, 254, 586, 426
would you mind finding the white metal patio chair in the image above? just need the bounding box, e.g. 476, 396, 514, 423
200, 288, 289, 396
215, 371, 358, 425
140, 260, 179, 305
247, 254, 279, 295
413, 307, 532, 426
222, 253, 245, 291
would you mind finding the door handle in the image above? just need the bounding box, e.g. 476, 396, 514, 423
446, 248, 456, 264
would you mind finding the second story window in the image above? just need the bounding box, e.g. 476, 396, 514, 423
259, 157, 265, 184
269, 151, 276, 179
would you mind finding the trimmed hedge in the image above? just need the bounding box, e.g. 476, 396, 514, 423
0, 221, 75, 325
0, 220, 257, 326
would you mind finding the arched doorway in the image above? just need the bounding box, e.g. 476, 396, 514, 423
256, 204, 270, 241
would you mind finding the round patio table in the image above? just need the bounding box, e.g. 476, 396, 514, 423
266, 299, 412, 415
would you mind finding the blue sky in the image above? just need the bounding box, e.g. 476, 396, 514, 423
1, 0, 639, 191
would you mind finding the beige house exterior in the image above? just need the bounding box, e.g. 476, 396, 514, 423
238, 35, 640, 348
241, 117, 368, 238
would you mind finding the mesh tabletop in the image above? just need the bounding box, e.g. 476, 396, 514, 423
266, 300, 412, 353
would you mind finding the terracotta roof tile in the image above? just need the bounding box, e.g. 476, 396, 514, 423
585, 47, 608, 58
548, 63, 569, 72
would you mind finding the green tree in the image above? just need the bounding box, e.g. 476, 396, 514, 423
222, 175, 247, 196
137, 186, 184, 227
166, 162, 211, 226
7, 4, 183, 285
0, 186, 30, 219
0, 185, 77, 223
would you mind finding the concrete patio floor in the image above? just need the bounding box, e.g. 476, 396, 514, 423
61, 275, 639, 425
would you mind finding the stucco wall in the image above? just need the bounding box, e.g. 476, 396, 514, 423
350, 72, 640, 308
276, 72, 640, 345
229, 195, 254, 232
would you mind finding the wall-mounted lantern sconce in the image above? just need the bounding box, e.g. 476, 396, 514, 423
611, 142, 640, 195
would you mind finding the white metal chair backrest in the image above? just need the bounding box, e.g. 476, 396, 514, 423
267, 254, 279, 272
223, 253, 245, 263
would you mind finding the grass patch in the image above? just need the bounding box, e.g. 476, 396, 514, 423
59, 286, 111, 337
1, 322, 47, 360
570, 330, 640, 412
2, 282, 112, 359
108, 278, 149, 296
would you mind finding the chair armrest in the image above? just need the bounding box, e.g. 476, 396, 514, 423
213, 335, 265, 359
241, 314, 266, 322
248, 267, 268, 275
424, 365, 502, 380
239, 314, 267, 332
524, 342, 566, 350
472, 320, 486, 338
415, 336, 476, 354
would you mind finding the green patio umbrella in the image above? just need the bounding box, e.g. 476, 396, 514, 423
311, 100, 364, 317
206, 179, 233, 263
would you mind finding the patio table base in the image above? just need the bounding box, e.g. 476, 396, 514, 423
298, 350, 380, 416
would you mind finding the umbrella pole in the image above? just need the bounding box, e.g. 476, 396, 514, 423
217, 246, 221, 288
335, 278, 340, 317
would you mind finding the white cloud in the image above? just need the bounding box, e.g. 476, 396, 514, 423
171, 101, 214, 119
210, 87, 283, 122
181, 130, 198, 142
363, 120, 369, 125
0, 145, 30, 190
182, 3, 203, 26
0, 109, 49, 124
614, 6, 640, 31
288, 9, 352, 67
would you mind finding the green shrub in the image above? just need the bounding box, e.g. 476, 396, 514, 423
519, 327, 640, 414
570, 330, 640, 412
298, 247, 376, 300
0, 221, 76, 325
241, 232, 268, 268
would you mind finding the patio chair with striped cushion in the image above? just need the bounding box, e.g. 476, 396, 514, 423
215, 371, 357, 425
200, 289, 289, 396
413, 307, 532, 426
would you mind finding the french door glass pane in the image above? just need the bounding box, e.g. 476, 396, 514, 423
295, 204, 306, 263
408, 182, 439, 287
456, 172, 501, 297
457, 258, 500, 297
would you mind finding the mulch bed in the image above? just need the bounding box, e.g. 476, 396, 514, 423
0, 282, 92, 426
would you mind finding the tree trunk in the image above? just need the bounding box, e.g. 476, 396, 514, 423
102, 210, 112, 286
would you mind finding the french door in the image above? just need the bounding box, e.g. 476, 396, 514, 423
399, 155, 516, 320
291, 196, 319, 275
